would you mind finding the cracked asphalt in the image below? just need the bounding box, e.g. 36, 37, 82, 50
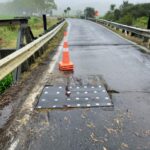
9, 19, 150, 150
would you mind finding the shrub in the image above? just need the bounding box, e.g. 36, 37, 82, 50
0, 74, 13, 94
118, 14, 133, 25
133, 16, 148, 28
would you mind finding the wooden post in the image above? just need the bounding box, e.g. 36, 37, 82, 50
147, 15, 150, 29
43, 14, 47, 33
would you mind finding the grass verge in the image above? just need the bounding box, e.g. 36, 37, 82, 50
0, 16, 61, 94
0, 23, 67, 97
21, 23, 67, 81
0, 16, 59, 48
133, 16, 148, 29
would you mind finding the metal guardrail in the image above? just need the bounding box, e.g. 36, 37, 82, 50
0, 20, 66, 81
88, 18, 150, 39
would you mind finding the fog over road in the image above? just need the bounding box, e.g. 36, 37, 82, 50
12, 19, 150, 150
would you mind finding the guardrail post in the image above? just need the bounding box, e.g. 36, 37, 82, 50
148, 39, 150, 48
43, 14, 47, 33
13, 23, 27, 82
147, 15, 150, 29
124, 30, 128, 36
115, 27, 119, 31
129, 32, 134, 36
13, 21, 35, 82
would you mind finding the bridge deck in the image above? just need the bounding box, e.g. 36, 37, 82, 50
3, 19, 150, 150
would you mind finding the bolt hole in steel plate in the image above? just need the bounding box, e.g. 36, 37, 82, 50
36, 85, 113, 109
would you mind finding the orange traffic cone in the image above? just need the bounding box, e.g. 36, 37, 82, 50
64, 31, 68, 37
59, 34, 74, 71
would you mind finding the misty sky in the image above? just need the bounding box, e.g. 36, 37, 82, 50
0, 0, 150, 15
55, 0, 150, 15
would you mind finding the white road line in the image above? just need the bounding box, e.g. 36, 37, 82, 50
67, 20, 71, 38
48, 21, 72, 74
48, 40, 64, 74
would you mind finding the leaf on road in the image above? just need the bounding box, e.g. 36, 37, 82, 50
87, 122, 96, 128
103, 146, 107, 150
143, 130, 150, 137
90, 133, 104, 143
104, 126, 118, 134
113, 115, 124, 129
75, 128, 83, 132
81, 113, 86, 119
121, 143, 129, 149
64, 116, 68, 121
114, 118, 120, 125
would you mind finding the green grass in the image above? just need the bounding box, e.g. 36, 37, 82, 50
0, 16, 59, 48
0, 15, 14, 19
0, 26, 18, 48
0, 16, 59, 94
0, 74, 13, 94
29, 17, 58, 37
133, 16, 148, 29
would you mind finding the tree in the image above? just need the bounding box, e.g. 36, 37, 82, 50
104, 1, 150, 26
104, 11, 114, 21
84, 7, 95, 18
67, 7, 71, 16
120, 0, 133, 10
114, 9, 121, 20
110, 4, 116, 12
118, 13, 133, 25
44, 0, 57, 14
147, 15, 150, 29
64, 9, 67, 17
0, 0, 57, 16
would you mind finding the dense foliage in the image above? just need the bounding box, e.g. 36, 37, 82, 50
0, 74, 13, 94
104, 1, 150, 27
84, 7, 95, 18
0, 0, 57, 16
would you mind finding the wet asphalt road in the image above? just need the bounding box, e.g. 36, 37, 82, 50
16, 19, 150, 150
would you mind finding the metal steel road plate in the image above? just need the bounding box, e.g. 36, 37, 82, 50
36, 85, 113, 109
